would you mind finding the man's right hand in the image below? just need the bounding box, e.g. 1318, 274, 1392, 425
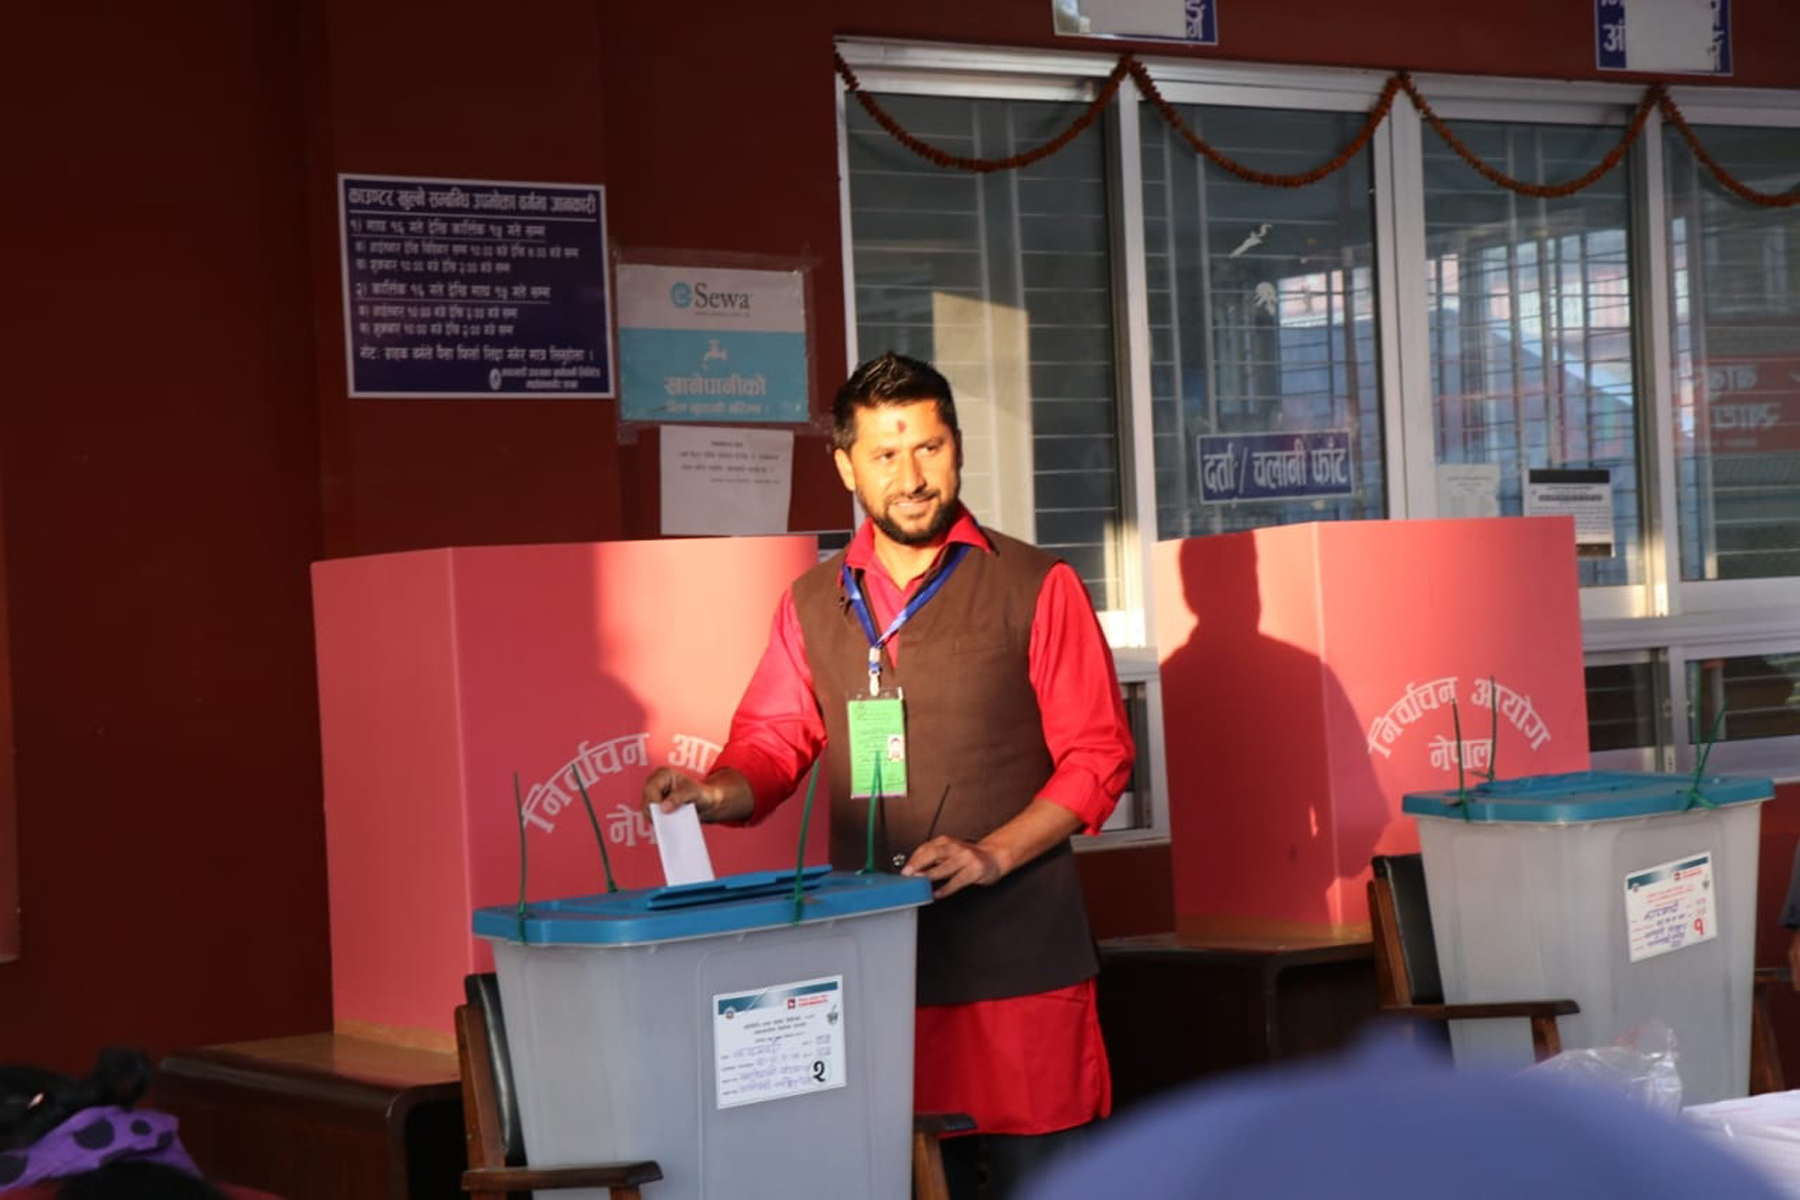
640, 766, 754, 824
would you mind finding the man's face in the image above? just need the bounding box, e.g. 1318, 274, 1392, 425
834, 399, 962, 547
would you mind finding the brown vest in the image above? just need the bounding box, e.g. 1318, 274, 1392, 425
792, 526, 1099, 1005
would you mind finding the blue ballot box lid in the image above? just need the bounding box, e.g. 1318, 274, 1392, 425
473, 866, 932, 946
1403, 770, 1774, 823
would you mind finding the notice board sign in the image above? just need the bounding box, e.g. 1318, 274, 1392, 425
338, 174, 612, 397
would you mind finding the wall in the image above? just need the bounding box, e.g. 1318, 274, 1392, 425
3, 0, 1797, 1073
3, 4, 330, 1068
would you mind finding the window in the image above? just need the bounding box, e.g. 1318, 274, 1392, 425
1666, 123, 1800, 583
838, 45, 1800, 835
1423, 121, 1642, 588
1142, 104, 1385, 539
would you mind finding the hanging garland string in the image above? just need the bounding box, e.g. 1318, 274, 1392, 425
1126, 58, 1401, 188
834, 51, 1131, 173
1658, 91, 1800, 208
835, 51, 1800, 208
1397, 72, 1661, 199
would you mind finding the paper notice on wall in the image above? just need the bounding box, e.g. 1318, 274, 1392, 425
1436, 463, 1501, 519
714, 976, 847, 1109
1524, 468, 1614, 558
660, 425, 793, 535
1624, 852, 1717, 963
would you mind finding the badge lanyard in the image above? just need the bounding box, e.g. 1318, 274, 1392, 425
841, 543, 971, 695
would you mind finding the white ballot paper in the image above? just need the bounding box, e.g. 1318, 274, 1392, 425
650, 800, 716, 886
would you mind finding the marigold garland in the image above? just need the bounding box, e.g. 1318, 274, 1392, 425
835, 50, 1800, 209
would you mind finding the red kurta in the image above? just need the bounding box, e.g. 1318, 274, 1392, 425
713, 509, 1134, 1134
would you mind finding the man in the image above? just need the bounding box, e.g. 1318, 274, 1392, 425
643, 351, 1134, 1198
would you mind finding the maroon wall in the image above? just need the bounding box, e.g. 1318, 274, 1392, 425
3, 0, 1798, 1072
5, 4, 330, 1067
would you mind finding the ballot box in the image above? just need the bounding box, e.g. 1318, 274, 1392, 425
1406, 770, 1774, 1104
1154, 517, 1591, 937
476, 868, 930, 1200
312, 536, 823, 1039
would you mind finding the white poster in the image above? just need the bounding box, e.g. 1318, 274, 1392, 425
713, 976, 847, 1109
1436, 463, 1501, 519
660, 425, 793, 536
1524, 468, 1614, 557
1624, 852, 1716, 963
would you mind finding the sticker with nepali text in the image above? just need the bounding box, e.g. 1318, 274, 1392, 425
1624, 852, 1715, 963
713, 976, 846, 1109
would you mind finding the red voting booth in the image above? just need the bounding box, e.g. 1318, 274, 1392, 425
311, 536, 824, 1038
1154, 517, 1591, 936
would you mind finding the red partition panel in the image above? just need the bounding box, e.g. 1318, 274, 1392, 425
1155, 518, 1591, 935
312, 536, 824, 1037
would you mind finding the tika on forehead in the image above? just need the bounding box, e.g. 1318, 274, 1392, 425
897, 418, 906, 432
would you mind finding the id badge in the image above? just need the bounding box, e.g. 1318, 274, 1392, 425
846, 688, 907, 799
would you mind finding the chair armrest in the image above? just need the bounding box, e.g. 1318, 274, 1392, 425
1388, 998, 1578, 1021
463, 1161, 664, 1191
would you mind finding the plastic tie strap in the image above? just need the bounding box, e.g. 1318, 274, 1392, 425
570, 763, 618, 893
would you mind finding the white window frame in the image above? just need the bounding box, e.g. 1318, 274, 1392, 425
836, 40, 1800, 839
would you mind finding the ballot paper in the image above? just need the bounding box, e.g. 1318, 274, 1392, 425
650, 800, 716, 885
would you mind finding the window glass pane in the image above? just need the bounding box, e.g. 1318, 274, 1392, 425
1423, 122, 1641, 587
1141, 105, 1385, 538
1100, 680, 1154, 831
1666, 125, 1800, 581
1687, 653, 1800, 744
845, 94, 1124, 612
1585, 659, 1663, 752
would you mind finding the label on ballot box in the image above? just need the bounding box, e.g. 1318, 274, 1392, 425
1624, 852, 1716, 963
714, 974, 847, 1109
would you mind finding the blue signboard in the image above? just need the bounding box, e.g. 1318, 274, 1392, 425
1596, 0, 1730, 74
338, 175, 612, 397
1199, 431, 1355, 503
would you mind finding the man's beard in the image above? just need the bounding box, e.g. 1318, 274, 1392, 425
868, 487, 958, 546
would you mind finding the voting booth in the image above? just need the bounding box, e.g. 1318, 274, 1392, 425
312, 536, 824, 1038
1154, 518, 1591, 936
1406, 771, 1773, 1105
477, 868, 929, 1200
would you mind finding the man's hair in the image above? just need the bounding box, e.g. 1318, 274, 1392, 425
832, 352, 958, 451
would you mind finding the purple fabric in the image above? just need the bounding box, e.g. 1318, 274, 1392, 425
0, 1106, 199, 1191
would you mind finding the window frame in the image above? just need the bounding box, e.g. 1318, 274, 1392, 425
835, 40, 1800, 839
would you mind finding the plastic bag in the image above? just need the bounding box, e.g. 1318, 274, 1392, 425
1522, 1019, 1683, 1115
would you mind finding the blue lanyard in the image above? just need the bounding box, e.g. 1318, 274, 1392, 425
841, 542, 972, 695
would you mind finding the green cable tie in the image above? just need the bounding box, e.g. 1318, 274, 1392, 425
790, 761, 821, 924
1486, 674, 1499, 783
570, 763, 619, 893
512, 771, 529, 942
1450, 698, 1472, 821
863, 752, 881, 874
1685, 704, 1728, 810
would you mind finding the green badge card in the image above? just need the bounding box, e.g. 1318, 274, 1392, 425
846, 693, 907, 798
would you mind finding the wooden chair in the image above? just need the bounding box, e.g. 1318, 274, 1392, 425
456, 972, 972, 1200
1368, 853, 1578, 1060
455, 973, 663, 1200
1752, 965, 1790, 1094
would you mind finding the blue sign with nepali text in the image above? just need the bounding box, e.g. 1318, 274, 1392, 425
338, 174, 612, 397
1199, 431, 1355, 503
1596, 0, 1730, 75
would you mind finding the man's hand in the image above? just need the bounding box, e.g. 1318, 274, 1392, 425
901, 836, 1004, 899
900, 798, 1085, 899
640, 766, 754, 824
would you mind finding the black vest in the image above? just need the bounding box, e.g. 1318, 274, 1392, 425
792, 526, 1100, 1005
